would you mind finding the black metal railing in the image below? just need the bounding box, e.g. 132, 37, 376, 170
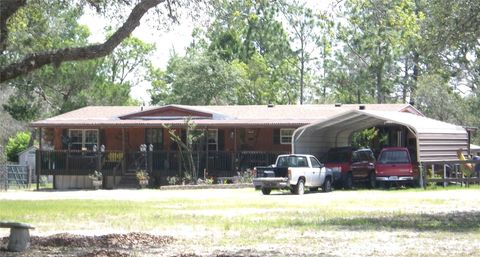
37, 149, 288, 180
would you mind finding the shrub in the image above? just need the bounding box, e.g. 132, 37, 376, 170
88, 170, 103, 181
5, 131, 31, 162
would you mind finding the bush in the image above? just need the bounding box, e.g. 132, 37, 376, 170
5, 131, 31, 162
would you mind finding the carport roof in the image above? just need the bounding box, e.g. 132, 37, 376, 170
293, 110, 468, 162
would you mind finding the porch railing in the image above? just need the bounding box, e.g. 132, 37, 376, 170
37, 149, 287, 179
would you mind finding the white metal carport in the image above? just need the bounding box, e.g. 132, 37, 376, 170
292, 110, 468, 162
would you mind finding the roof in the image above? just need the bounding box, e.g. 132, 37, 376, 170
293, 110, 468, 162
31, 104, 421, 128
17, 146, 38, 156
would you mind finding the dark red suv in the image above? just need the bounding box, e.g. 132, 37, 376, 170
375, 147, 418, 186
324, 147, 376, 189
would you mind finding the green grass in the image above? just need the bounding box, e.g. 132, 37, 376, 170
1, 187, 480, 247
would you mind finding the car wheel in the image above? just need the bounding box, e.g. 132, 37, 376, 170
310, 187, 319, 192
294, 179, 305, 195
261, 188, 271, 195
322, 177, 332, 192
343, 172, 353, 189
368, 172, 376, 189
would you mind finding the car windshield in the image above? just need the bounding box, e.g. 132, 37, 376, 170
277, 156, 309, 167
325, 151, 350, 163
379, 150, 409, 164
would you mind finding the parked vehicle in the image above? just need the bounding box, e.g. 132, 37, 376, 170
375, 147, 418, 186
324, 147, 376, 189
253, 154, 337, 195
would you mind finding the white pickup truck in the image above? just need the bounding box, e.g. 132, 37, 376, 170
253, 154, 337, 195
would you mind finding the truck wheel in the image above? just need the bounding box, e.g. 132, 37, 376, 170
294, 179, 305, 195
261, 188, 271, 195
322, 177, 332, 192
343, 172, 353, 189
368, 172, 376, 189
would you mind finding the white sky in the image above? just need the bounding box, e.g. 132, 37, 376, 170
79, 1, 333, 103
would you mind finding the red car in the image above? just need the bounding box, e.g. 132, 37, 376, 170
375, 147, 418, 186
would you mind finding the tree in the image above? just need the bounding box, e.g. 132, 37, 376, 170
332, 0, 421, 103
164, 118, 204, 182
0, 0, 200, 83
280, 1, 333, 104
5, 131, 30, 162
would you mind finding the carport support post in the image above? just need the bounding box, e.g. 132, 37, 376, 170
419, 163, 424, 189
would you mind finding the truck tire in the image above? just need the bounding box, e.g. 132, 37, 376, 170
261, 188, 271, 195
344, 172, 353, 189
368, 171, 376, 189
322, 177, 332, 192
294, 179, 305, 195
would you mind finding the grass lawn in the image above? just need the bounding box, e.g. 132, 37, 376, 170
1, 186, 480, 256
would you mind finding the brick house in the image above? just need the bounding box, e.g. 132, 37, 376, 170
31, 104, 421, 189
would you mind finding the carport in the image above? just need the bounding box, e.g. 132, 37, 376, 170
292, 110, 468, 162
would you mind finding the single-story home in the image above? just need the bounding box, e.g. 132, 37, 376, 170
30, 103, 429, 189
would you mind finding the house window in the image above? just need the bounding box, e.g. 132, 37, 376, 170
69, 129, 99, 151
280, 129, 294, 144
145, 128, 163, 150
207, 129, 218, 151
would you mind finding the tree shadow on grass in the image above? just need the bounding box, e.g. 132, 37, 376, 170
290, 211, 480, 232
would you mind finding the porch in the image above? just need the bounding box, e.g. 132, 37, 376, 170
36, 149, 287, 189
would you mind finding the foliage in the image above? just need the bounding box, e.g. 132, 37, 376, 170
164, 118, 204, 182
5, 131, 30, 162
166, 176, 180, 185
136, 170, 150, 181
236, 169, 254, 184
351, 128, 379, 149
88, 170, 103, 181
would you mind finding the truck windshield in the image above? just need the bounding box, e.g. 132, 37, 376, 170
379, 150, 409, 164
277, 156, 308, 167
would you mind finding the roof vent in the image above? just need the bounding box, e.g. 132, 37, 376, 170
267, 103, 274, 108
334, 103, 342, 107
359, 105, 366, 110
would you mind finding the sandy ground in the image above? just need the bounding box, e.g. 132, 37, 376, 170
1, 188, 480, 256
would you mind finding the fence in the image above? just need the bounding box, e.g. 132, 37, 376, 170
0, 163, 32, 190
420, 159, 480, 188
37, 149, 288, 180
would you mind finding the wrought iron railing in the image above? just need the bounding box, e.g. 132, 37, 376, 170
37, 149, 288, 179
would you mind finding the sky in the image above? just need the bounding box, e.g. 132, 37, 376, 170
79, 1, 333, 103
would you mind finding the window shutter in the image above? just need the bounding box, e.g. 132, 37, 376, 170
61, 129, 69, 149
99, 129, 106, 147
273, 129, 280, 145
218, 129, 225, 151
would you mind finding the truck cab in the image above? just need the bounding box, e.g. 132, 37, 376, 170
253, 154, 337, 195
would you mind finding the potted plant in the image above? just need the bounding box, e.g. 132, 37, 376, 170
88, 170, 103, 190
136, 170, 149, 189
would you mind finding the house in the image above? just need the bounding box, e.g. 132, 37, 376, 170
31, 103, 421, 189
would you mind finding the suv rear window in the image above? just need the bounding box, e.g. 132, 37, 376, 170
326, 151, 350, 163
277, 156, 309, 167
379, 150, 410, 164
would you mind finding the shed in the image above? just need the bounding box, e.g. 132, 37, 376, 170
18, 146, 37, 172
292, 110, 468, 162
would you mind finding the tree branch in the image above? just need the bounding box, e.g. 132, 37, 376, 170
0, 0, 27, 54
0, 0, 165, 83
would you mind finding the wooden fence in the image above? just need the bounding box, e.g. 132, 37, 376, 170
420, 159, 480, 188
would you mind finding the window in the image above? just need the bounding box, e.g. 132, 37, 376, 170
145, 128, 163, 150
207, 129, 218, 151
69, 129, 98, 151
310, 157, 322, 168
280, 128, 294, 144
